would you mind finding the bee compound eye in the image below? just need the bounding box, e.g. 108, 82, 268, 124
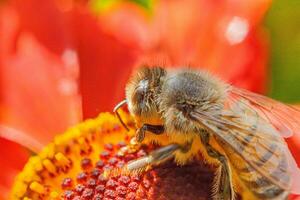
138, 80, 149, 91
134, 80, 150, 103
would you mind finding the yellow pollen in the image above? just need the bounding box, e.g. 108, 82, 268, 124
14, 182, 27, 198
29, 182, 45, 194
21, 169, 41, 183
10, 111, 134, 200
77, 137, 91, 153
42, 159, 56, 174
31, 157, 43, 172
50, 191, 59, 199
54, 152, 70, 166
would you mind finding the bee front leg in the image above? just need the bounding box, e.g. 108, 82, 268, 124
118, 124, 164, 157
136, 124, 164, 142
200, 132, 234, 200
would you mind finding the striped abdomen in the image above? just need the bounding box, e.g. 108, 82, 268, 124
224, 140, 290, 200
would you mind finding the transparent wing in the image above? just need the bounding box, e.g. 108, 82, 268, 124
229, 86, 300, 138
189, 87, 300, 194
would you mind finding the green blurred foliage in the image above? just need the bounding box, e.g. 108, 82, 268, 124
90, 0, 152, 13
265, 0, 300, 102
131, 0, 152, 10
90, 0, 118, 12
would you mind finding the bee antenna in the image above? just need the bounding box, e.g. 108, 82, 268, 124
113, 99, 130, 131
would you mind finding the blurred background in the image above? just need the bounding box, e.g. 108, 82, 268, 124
266, 0, 300, 102
0, 0, 300, 199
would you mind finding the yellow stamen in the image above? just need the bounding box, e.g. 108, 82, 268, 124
9, 110, 225, 200
49, 191, 59, 199
29, 182, 45, 194
14, 182, 27, 198
10, 112, 134, 200
54, 152, 70, 166
42, 159, 56, 174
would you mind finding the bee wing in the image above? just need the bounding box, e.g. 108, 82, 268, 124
228, 86, 300, 138
189, 88, 300, 194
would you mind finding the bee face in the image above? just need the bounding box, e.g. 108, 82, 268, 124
125, 67, 166, 118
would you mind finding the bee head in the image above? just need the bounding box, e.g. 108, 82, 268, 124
126, 67, 166, 117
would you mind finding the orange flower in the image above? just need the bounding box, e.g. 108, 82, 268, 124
3, 0, 299, 199
9, 112, 217, 199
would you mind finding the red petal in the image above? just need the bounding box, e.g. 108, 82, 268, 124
0, 138, 29, 199
0, 6, 81, 146
10, 0, 72, 55
99, 0, 271, 94
70, 9, 140, 119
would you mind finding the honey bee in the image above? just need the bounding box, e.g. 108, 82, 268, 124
112, 67, 300, 200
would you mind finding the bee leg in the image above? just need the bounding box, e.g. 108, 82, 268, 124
212, 163, 234, 200
104, 144, 180, 178
136, 124, 164, 142
200, 132, 234, 200
118, 125, 164, 157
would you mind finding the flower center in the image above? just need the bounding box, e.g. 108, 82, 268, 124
10, 112, 215, 200
60, 144, 155, 200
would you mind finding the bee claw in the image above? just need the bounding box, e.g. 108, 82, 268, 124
117, 137, 142, 156
135, 128, 145, 143
129, 137, 140, 146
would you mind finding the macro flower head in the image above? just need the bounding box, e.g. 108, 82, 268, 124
10, 112, 217, 199
0, 0, 300, 199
